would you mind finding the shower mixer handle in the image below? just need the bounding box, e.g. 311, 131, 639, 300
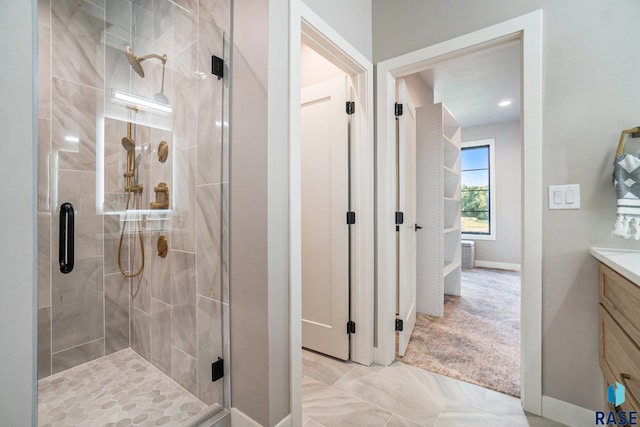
125, 184, 144, 193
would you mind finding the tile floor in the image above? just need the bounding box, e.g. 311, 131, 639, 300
37, 344, 568, 426
302, 349, 567, 427
38, 348, 208, 426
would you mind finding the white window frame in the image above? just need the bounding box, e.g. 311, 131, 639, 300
461, 138, 496, 241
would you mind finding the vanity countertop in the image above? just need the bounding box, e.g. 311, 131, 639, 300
590, 247, 640, 286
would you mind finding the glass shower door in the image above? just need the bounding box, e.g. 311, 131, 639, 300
37, 0, 230, 423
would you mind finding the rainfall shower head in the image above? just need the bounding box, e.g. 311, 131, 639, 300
124, 45, 167, 78
124, 45, 145, 78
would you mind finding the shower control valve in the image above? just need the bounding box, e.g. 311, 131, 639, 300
150, 182, 169, 210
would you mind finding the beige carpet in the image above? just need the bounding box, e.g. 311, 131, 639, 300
398, 268, 521, 397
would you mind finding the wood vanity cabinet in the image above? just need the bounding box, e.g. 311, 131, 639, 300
598, 262, 640, 413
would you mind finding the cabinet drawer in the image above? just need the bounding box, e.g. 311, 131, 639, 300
599, 263, 640, 344
600, 305, 640, 412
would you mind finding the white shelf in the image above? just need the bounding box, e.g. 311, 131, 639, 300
444, 171, 459, 199
416, 102, 462, 315
444, 134, 458, 151
442, 138, 460, 170
443, 108, 460, 141
444, 264, 461, 295
443, 165, 458, 177
107, 209, 173, 220
444, 261, 461, 278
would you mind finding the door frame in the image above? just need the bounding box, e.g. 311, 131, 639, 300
375, 10, 543, 415
289, 1, 375, 424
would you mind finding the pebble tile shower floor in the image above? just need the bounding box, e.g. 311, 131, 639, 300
38, 348, 207, 426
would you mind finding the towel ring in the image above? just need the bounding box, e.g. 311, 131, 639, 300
613, 126, 640, 165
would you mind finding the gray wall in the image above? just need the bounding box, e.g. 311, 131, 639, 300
0, 0, 37, 424
462, 121, 521, 266
374, 0, 640, 410
230, 0, 290, 425
302, 0, 373, 61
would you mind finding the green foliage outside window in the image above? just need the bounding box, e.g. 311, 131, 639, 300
461, 185, 489, 220
461, 185, 489, 234
461, 143, 491, 235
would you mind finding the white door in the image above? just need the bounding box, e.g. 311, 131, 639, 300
301, 76, 350, 360
396, 79, 417, 357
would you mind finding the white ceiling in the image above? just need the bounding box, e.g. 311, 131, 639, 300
418, 41, 521, 128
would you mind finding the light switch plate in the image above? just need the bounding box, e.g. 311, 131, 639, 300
548, 184, 580, 209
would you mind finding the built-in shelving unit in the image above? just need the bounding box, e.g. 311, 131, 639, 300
416, 103, 461, 317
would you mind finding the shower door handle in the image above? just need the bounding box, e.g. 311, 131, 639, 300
59, 202, 74, 274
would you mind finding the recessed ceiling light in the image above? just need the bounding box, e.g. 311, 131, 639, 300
498, 100, 512, 107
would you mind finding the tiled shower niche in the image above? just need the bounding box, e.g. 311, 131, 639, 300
37, 0, 230, 410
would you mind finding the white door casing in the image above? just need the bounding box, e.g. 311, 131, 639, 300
396, 79, 417, 357
291, 4, 376, 425
301, 76, 350, 360
374, 11, 543, 415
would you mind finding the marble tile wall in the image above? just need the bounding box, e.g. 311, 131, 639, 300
37, 0, 108, 379
38, 0, 230, 410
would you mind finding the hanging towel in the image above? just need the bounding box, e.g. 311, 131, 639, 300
613, 153, 640, 239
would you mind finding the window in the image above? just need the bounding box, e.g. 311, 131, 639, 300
461, 139, 496, 240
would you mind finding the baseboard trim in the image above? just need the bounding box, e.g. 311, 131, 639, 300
542, 395, 595, 427
230, 408, 261, 427
473, 260, 521, 271
275, 414, 292, 427
184, 404, 227, 426
230, 408, 292, 427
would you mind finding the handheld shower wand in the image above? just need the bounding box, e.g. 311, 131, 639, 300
121, 122, 136, 191
118, 111, 145, 278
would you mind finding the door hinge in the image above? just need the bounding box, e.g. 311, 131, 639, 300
395, 211, 404, 225
347, 320, 356, 334
395, 319, 404, 332
211, 357, 224, 382
212, 55, 224, 79
394, 103, 403, 117
346, 101, 355, 115
346, 211, 356, 225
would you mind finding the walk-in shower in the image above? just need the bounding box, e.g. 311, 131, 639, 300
36, 0, 230, 424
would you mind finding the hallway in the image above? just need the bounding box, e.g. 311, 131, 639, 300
301, 349, 564, 426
